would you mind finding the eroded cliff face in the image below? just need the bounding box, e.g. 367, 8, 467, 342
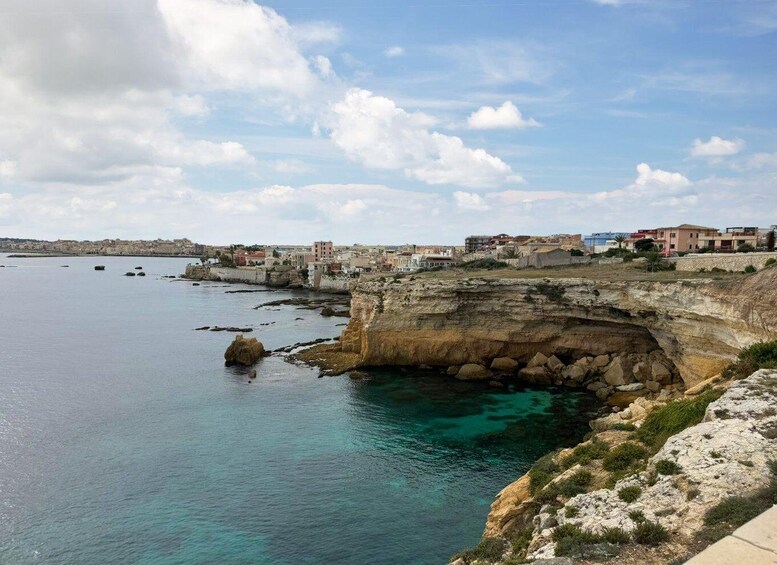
338, 268, 777, 387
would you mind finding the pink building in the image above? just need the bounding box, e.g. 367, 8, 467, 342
312, 241, 334, 262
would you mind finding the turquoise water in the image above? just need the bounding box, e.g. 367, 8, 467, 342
0, 255, 599, 564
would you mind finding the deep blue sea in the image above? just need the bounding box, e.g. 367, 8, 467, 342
0, 254, 599, 565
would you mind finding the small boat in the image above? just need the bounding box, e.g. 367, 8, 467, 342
124, 271, 136, 277
135, 266, 143, 270
137, 272, 146, 277
94, 266, 105, 271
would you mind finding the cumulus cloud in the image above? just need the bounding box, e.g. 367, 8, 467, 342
690, 136, 746, 158
384, 46, 405, 57
467, 101, 540, 130
158, 0, 323, 95
326, 88, 522, 188
591, 163, 693, 204
453, 191, 490, 210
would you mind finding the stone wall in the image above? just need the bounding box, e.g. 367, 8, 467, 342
674, 252, 777, 272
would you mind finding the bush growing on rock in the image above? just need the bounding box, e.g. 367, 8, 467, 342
460, 258, 509, 270
655, 459, 681, 475
618, 485, 642, 503
450, 537, 506, 563
558, 470, 594, 497
722, 339, 777, 380
560, 439, 609, 469
766, 258, 776, 267
636, 388, 724, 449
602, 442, 648, 472
529, 452, 560, 494
632, 520, 669, 545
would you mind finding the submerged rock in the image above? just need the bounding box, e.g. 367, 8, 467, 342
224, 335, 266, 366
490, 357, 519, 372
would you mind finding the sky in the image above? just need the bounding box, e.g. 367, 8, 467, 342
0, 0, 776, 245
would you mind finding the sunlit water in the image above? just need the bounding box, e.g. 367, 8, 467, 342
0, 255, 599, 564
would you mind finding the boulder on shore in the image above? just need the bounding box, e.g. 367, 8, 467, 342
224, 335, 267, 366
490, 357, 519, 372
527, 352, 548, 368
455, 363, 491, 380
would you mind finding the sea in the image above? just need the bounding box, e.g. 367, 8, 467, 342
0, 254, 600, 565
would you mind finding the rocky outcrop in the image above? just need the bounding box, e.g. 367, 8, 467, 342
522, 370, 777, 560
334, 268, 777, 387
224, 335, 267, 366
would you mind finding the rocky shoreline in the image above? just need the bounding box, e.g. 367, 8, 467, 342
286, 265, 777, 564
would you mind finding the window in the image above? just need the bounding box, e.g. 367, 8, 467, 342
670, 232, 676, 238
670, 244, 676, 249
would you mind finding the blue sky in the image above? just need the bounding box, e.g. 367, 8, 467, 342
0, 0, 775, 244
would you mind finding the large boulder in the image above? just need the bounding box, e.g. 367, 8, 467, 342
603, 357, 632, 386
651, 360, 673, 383
455, 363, 491, 380
518, 366, 553, 386
562, 365, 587, 382
490, 357, 519, 372
224, 335, 267, 366
527, 352, 549, 368
545, 355, 564, 371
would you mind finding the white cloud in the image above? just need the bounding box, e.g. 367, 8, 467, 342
591, 163, 693, 203
467, 101, 540, 130
690, 136, 746, 158
157, 0, 323, 96
453, 191, 490, 211
592, 0, 622, 6
384, 46, 405, 57
325, 88, 522, 188
172, 94, 210, 117
314, 55, 335, 78
0, 160, 17, 179
744, 152, 777, 170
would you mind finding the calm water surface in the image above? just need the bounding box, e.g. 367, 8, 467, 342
0, 255, 599, 564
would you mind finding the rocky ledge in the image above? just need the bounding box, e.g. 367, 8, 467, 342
314, 266, 777, 388
457, 369, 777, 565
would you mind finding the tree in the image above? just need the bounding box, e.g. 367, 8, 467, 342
219, 253, 233, 267
200, 254, 209, 265
634, 238, 655, 253
737, 243, 755, 253
614, 234, 627, 249
767, 230, 775, 252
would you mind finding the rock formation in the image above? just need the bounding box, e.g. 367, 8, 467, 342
332, 267, 777, 387
224, 335, 267, 366
512, 369, 777, 561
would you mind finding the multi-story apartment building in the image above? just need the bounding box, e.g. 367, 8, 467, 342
312, 241, 334, 262
654, 225, 719, 252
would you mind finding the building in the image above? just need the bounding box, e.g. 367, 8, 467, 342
583, 232, 631, 253
465, 235, 493, 254
312, 241, 334, 262
702, 227, 759, 252
653, 225, 719, 253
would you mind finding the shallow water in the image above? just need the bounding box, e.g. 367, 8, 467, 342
0, 255, 599, 564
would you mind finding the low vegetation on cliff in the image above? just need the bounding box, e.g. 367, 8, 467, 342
452, 364, 777, 565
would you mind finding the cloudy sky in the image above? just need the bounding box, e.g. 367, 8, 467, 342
0, 0, 776, 245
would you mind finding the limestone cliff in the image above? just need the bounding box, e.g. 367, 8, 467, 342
336, 268, 777, 387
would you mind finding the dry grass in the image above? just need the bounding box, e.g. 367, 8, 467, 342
389, 262, 746, 283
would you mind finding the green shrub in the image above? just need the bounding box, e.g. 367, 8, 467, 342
509, 527, 534, 556
601, 527, 631, 544
633, 520, 670, 545
629, 510, 646, 523
461, 258, 509, 270
655, 459, 682, 475
558, 470, 593, 497
565, 506, 579, 518
618, 485, 642, 503
723, 340, 777, 380
704, 494, 770, 528
737, 243, 755, 253
560, 439, 609, 468
636, 388, 724, 449
602, 442, 648, 472
766, 258, 776, 267
529, 452, 560, 494
610, 422, 636, 432
451, 537, 506, 562
744, 265, 757, 273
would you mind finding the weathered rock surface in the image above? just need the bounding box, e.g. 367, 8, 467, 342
224, 335, 267, 366
522, 370, 777, 560
490, 357, 519, 372
455, 363, 491, 380
332, 268, 777, 387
